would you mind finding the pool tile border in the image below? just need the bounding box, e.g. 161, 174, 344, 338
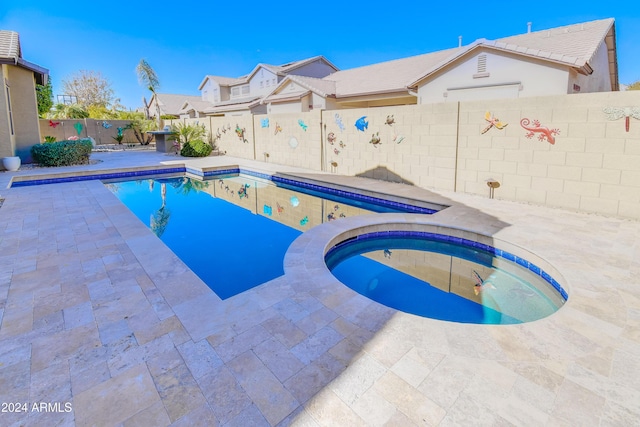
12, 166, 439, 215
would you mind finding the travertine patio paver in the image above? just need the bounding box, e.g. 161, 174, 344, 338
0, 151, 638, 426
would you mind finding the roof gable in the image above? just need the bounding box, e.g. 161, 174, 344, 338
408, 18, 616, 88
261, 75, 336, 104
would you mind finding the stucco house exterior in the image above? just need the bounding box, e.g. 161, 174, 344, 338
262, 18, 618, 112
198, 56, 338, 116
0, 30, 48, 163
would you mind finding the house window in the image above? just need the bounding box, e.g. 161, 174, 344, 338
272, 78, 276, 86
241, 85, 250, 96
5, 80, 14, 135
231, 86, 240, 98
260, 81, 263, 88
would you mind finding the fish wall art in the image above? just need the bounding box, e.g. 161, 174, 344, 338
355, 116, 369, 132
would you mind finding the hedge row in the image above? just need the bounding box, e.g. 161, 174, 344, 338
31, 139, 93, 167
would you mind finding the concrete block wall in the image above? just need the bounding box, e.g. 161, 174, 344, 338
254, 111, 322, 170
456, 91, 640, 219
320, 104, 459, 190
209, 116, 256, 159
38, 119, 136, 145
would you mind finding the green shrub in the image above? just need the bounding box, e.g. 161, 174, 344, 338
31, 139, 93, 166
180, 139, 212, 157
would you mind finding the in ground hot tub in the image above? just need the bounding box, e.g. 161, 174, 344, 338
325, 231, 567, 325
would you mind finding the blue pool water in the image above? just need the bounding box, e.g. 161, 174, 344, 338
325, 234, 566, 324
105, 174, 408, 299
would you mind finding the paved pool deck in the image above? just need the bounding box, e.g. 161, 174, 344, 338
0, 150, 638, 426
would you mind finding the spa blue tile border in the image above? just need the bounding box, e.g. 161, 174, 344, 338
326, 230, 568, 301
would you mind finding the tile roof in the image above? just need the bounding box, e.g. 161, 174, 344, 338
179, 99, 214, 113
494, 18, 614, 67
286, 75, 337, 97
200, 56, 339, 90
264, 90, 311, 104
313, 18, 616, 98
0, 29, 48, 85
0, 30, 21, 59
204, 98, 262, 114
325, 47, 463, 98
153, 94, 203, 116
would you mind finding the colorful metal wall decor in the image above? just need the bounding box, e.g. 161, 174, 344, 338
385, 115, 395, 126
298, 119, 308, 131
263, 205, 272, 216
290, 196, 300, 207
369, 132, 381, 147
235, 125, 248, 143
603, 106, 640, 132
238, 183, 250, 199
274, 123, 282, 135
482, 111, 508, 134
327, 132, 336, 145
355, 116, 369, 132
48, 120, 61, 128
300, 216, 309, 226
289, 137, 299, 148
101, 121, 112, 129
277, 203, 284, 214
520, 118, 559, 145
392, 134, 405, 144
74, 122, 83, 135
261, 118, 269, 128
334, 113, 345, 132
326, 204, 346, 221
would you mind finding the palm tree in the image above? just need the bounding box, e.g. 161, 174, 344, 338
136, 59, 162, 129
150, 183, 171, 237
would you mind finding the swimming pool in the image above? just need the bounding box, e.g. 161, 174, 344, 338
325, 231, 567, 324
105, 173, 436, 299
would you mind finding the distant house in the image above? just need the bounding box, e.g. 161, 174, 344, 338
0, 30, 48, 163
146, 93, 204, 119
198, 56, 339, 116
263, 18, 618, 112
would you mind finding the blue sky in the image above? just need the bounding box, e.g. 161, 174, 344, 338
2, 1, 639, 110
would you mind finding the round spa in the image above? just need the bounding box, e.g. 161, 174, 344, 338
325, 231, 567, 325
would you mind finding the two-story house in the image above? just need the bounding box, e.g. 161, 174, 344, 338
198, 56, 338, 116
